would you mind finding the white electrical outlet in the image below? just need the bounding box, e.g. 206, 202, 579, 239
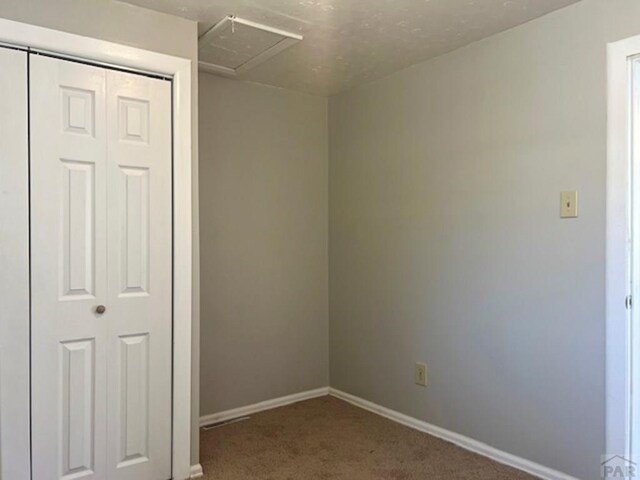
415, 362, 427, 387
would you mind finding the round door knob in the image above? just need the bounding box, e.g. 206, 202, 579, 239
95, 305, 106, 314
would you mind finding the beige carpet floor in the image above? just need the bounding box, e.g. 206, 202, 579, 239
200, 395, 536, 479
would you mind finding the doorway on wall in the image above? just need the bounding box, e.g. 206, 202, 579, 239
28, 52, 173, 480
630, 52, 640, 466
607, 35, 640, 468
0, 17, 194, 480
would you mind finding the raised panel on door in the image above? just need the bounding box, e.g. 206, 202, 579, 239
30, 54, 108, 480
118, 334, 149, 464
61, 159, 96, 298
106, 69, 172, 480
61, 339, 96, 476
119, 166, 150, 295
0, 46, 30, 480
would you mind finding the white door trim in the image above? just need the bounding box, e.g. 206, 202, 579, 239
606, 35, 640, 459
0, 18, 193, 480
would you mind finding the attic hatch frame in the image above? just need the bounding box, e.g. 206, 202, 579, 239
198, 15, 303, 78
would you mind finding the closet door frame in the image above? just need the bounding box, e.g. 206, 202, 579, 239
0, 18, 194, 480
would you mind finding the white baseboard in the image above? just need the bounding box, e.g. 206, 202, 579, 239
329, 388, 578, 480
200, 387, 330, 427
189, 463, 203, 479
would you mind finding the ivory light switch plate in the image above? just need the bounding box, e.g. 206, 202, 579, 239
415, 362, 427, 387
560, 191, 578, 218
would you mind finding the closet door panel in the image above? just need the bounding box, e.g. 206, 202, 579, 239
106, 69, 172, 480
0, 46, 30, 480
30, 54, 108, 480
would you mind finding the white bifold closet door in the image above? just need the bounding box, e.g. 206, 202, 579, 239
30, 54, 172, 480
0, 47, 30, 480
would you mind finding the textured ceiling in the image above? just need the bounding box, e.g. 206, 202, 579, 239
119, 0, 580, 96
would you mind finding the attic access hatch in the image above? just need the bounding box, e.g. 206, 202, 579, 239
199, 16, 303, 78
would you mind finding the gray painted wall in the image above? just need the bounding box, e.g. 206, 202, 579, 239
199, 73, 329, 415
329, 1, 640, 478
0, 0, 202, 466
8, 0, 640, 476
